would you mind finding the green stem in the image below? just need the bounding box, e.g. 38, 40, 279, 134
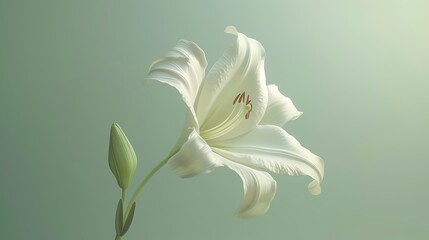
124, 156, 170, 218
121, 188, 126, 219
115, 234, 121, 240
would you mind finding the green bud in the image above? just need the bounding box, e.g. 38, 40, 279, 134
108, 123, 137, 189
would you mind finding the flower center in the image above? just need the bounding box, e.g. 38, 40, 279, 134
200, 92, 252, 141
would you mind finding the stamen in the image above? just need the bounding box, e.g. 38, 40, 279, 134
202, 103, 242, 136
239, 91, 245, 103
245, 94, 252, 119
200, 92, 253, 141
233, 93, 241, 104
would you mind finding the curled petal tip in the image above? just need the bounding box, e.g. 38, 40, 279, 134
224, 25, 238, 35
293, 111, 304, 120
308, 180, 321, 195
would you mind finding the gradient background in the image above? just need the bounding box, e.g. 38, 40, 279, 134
1, 0, 428, 239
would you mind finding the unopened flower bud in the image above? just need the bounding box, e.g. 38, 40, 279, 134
108, 123, 137, 189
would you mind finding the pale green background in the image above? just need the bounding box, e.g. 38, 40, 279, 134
1, 0, 428, 239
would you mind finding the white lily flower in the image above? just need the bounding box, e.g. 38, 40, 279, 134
146, 26, 324, 218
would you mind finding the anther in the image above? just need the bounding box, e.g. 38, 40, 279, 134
233, 93, 241, 105
238, 91, 245, 103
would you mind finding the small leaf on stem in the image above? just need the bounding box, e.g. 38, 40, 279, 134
121, 202, 136, 236
115, 199, 123, 235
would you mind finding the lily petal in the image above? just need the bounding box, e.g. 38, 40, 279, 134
197, 26, 268, 140
221, 160, 276, 219
146, 40, 207, 127
168, 129, 222, 178
212, 125, 324, 195
259, 85, 303, 127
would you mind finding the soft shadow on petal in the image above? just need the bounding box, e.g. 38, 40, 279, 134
168, 129, 222, 178
220, 160, 276, 219
212, 125, 324, 195
197, 26, 268, 140
146, 40, 207, 126
259, 85, 303, 127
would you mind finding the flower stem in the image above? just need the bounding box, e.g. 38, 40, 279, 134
122, 188, 126, 219
124, 156, 170, 218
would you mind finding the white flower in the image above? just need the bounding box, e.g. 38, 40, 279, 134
146, 26, 324, 218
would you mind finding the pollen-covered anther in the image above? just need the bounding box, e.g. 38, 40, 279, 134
232, 91, 252, 119
233, 93, 241, 104
239, 92, 246, 103
233, 92, 247, 104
